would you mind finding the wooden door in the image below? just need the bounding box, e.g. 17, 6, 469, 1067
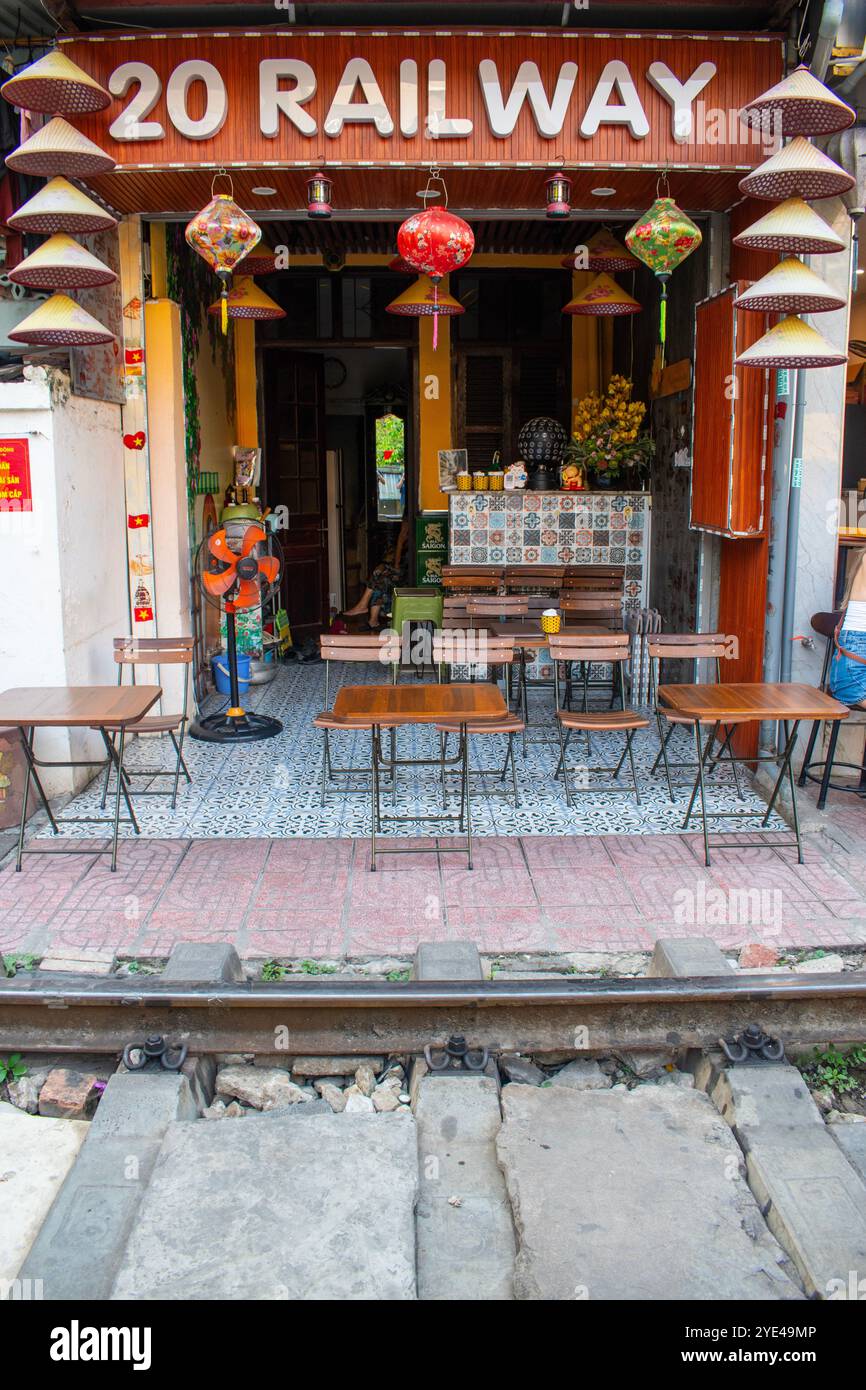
263, 351, 328, 640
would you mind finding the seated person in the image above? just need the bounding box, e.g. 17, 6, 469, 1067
829, 549, 866, 707
343, 517, 409, 630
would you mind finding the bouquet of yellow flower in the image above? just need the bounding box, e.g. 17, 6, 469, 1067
564, 375, 653, 486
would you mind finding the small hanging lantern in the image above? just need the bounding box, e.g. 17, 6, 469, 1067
185, 176, 262, 333
733, 197, 846, 256
734, 258, 846, 315
8, 176, 117, 236
397, 178, 474, 349
739, 136, 854, 202
626, 183, 702, 366
562, 272, 642, 316
1, 50, 111, 115
5, 116, 115, 179
8, 292, 115, 347
386, 277, 465, 318
306, 171, 333, 219
207, 277, 285, 320
544, 171, 572, 220
8, 233, 117, 291
734, 315, 848, 369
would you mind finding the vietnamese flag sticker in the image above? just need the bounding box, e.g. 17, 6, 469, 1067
128, 513, 150, 528
134, 606, 154, 623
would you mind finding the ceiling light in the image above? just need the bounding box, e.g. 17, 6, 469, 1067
251, 186, 277, 197
591, 187, 616, 197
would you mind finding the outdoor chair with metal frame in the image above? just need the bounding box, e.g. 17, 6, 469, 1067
504, 564, 564, 596
562, 564, 625, 594
100, 636, 194, 811
432, 631, 525, 808
558, 591, 625, 711
549, 633, 649, 806
315, 632, 397, 803
797, 610, 866, 808
648, 634, 748, 803
441, 564, 504, 594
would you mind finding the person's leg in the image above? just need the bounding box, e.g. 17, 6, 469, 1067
369, 603, 382, 629
343, 585, 373, 617
829, 629, 866, 706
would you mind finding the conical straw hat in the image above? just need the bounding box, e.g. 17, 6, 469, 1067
8, 234, 117, 291
735, 315, 847, 368
562, 272, 641, 315
733, 197, 846, 255
5, 117, 115, 178
734, 258, 846, 314
1, 50, 110, 115
242, 244, 282, 275
7, 176, 117, 235
739, 137, 855, 201
584, 228, 640, 272
7, 292, 115, 347
386, 278, 465, 315
740, 64, 855, 138
207, 277, 285, 320
389, 255, 416, 274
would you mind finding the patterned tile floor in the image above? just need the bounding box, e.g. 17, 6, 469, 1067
1, 664, 864, 962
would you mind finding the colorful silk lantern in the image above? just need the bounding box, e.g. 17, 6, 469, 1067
306, 172, 333, 218
1, 50, 110, 115
396, 205, 474, 348
386, 277, 465, 317
733, 258, 846, 315
7, 293, 115, 347
5, 116, 115, 179
8, 233, 117, 291
626, 192, 702, 364
185, 187, 262, 332
544, 172, 572, 219
207, 277, 285, 320
562, 272, 641, 316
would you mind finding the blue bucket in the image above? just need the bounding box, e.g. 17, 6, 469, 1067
211, 652, 251, 696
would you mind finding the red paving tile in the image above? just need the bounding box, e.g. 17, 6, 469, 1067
244, 911, 346, 957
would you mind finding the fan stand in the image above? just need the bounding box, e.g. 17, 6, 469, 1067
190, 609, 283, 743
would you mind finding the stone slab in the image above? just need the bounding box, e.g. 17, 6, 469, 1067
414, 941, 482, 981
18, 1072, 197, 1300
830, 1123, 866, 1186
415, 1075, 515, 1300
648, 937, 734, 978
162, 942, 244, 983
111, 1113, 419, 1300
0, 1102, 88, 1284
291, 1055, 383, 1078
39, 947, 116, 975
496, 1084, 803, 1301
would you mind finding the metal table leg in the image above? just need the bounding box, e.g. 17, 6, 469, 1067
15, 726, 59, 871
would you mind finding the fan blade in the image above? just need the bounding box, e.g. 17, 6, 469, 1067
241, 524, 267, 557
256, 555, 280, 585
232, 578, 262, 610
202, 568, 236, 598
208, 528, 234, 564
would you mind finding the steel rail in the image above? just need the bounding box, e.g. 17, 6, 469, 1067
1, 971, 864, 1056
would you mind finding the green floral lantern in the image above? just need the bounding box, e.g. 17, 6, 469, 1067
625, 190, 702, 363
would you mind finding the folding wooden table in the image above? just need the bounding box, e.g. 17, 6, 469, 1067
0, 685, 161, 872
657, 681, 849, 865
330, 683, 507, 869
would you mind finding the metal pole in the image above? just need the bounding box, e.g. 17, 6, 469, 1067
779, 367, 805, 687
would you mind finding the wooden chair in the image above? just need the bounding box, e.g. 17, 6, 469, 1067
549, 633, 649, 806
440, 565, 503, 594
559, 591, 624, 628
797, 611, 866, 807
562, 564, 625, 594
100, 637, 194, 810
647, 633, 747, 802
505, 564, 564, 595
315, 633, 398, 803
432, 632, 525, 807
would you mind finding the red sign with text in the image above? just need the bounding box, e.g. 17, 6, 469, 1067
0, 438, 32, 512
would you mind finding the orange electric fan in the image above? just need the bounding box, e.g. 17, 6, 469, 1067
190, 521, 284, 743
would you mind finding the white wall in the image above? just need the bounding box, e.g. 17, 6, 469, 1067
0, 367, 127, 795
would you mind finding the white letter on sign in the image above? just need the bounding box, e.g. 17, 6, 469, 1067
166, 60, 227, 140
426, 60, 472, 139
579, 60, 649, 138
260, 60, 318, 137
324, 59, 394, 137
646, 62, 717, 142
108, 62, 164, 141
478, 59, 577, 139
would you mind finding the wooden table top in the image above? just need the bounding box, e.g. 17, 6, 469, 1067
488, 621, 611, 648
658, 682, 850, 722
332, 683, 507, 725
0, 685, 162, 728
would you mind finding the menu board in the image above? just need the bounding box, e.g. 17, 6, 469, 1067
0, 438, 32, 512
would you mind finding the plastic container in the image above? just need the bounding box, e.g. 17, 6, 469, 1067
488, 471, 504, 491
211, 651, 251, 695
472, 472, 489, 491
540, 609, 561, 635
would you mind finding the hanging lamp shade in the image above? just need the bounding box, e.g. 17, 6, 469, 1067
7, 292, 115, 347
397, 207, 475, 281
5, 117, 115, 179
740, 64, 855, 138
733, 197, 846, 255
735, 315, 847, 369
626, 195, 701, 364
734, 258, 846, 314
388, 255, 416, 274
241, 244, 280, 276
386, 277, 464, 316
185, 191, 262, 332
7, 176, 117, 235
8, 233, 117, 291
1, 50, 111, 115
583, 228, 641, 273
207, 277, 285, 320
739, 137, 855, 201
562, 272, 641, 316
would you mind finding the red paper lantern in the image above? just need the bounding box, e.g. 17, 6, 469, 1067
396, 206, 474, 347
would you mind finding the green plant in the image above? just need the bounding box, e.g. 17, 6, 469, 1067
386, 969, 410, 982
298, 960, 337, 976
805, 1044, 866, 1095
261, 960, 286, 981
125, 960, 142, 974
0, 1053, 27, 1084
3, 953, 38, 974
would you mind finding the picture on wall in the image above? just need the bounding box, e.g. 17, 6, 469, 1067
438, 448, 467, 491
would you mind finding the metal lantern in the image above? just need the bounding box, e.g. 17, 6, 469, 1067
8, 233, 117, 291
517, 417, 569, 463
5, 116, 115, 179
8, 176, 117, 235
207, 277, 285, 320
185, 187, 262, 333
7, 292, 115, 347
1, 50, 110, 116
735, 315, 848, 369
733, 258, 846, 315
396, 205, 474, 348
732, 197, 846, 256
306, 172, 333, 219
386, 277, 465, 317
562, 272, 642, 316
544, 172, 572, 220
740, 63, 855, 138
626, 192, 702, 363
739, 137, 854, 201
